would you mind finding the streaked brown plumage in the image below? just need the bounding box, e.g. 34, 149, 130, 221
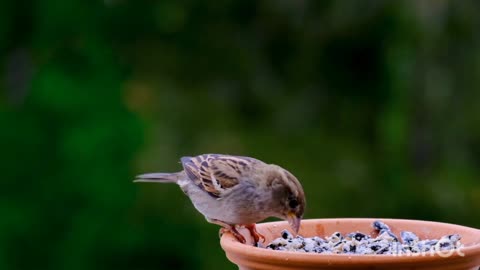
134, 154, 306, 244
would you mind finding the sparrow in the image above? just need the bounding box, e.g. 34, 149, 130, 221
134, 154, 305, 245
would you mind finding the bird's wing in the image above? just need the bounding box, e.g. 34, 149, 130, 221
181, 154, 256, 198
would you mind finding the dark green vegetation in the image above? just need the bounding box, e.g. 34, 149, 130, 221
1, 1, 479, 269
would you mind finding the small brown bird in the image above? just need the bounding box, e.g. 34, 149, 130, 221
134, 154, 305, 244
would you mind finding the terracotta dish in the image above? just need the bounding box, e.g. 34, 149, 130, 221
220, 218, 480, 270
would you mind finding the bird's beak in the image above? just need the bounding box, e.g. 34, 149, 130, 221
287, 212, 301, 234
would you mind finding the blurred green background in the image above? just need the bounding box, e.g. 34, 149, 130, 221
1, 1, 480, 269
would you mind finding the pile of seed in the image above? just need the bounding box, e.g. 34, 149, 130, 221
265, 220, 462, 255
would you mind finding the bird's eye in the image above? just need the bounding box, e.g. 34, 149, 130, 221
289, 198, 299, 209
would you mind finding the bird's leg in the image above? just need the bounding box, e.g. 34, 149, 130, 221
219, 226, 246, 244
208, 219, 246, 244
244, 223, 265, 244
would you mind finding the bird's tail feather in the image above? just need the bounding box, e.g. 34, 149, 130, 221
134, 172, 180, 183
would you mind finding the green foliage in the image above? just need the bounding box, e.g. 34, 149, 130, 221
1, 1, 480, 270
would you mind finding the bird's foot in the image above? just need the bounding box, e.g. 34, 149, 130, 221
219, 226, 246, 244
245, 223, 265, 244
211, 218, 247, 244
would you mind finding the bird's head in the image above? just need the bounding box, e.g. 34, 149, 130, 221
267, 165, 306, 234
